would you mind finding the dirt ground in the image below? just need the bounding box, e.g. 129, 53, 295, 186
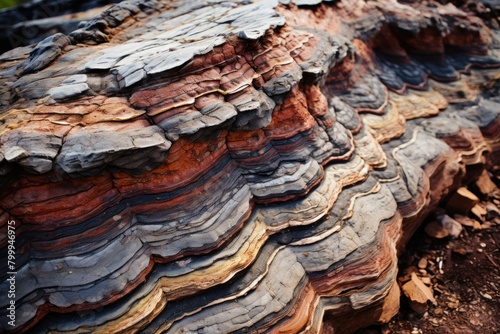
359, 179, 500, 334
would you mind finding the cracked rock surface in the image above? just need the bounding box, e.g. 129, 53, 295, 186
0, 0, 499, 333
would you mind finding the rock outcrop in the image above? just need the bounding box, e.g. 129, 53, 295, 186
0, 0, 499, 333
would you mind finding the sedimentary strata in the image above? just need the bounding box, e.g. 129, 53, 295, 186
0, 0, 499, 333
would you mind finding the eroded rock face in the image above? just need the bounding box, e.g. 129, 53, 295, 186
0, 0, 499, 333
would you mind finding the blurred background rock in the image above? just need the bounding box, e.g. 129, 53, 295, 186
0, 0, 120, 54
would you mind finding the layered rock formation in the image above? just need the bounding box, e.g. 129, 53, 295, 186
0, 0, 499, 333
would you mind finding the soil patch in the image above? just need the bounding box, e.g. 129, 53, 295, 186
359, 179, 500, 334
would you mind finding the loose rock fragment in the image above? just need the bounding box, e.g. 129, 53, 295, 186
474, 170, 498, 196
453, 214, 476, 227
402, 273, 437, 313
471, 204, 488, 221
446, 187, 480, 214
425, 221, 450, 239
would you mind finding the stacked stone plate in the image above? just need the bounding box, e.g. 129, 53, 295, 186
0, 0, 499, 333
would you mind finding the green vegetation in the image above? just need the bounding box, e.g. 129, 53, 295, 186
0, 0, 27, 10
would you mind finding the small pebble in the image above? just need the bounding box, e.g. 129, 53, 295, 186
418, 258, 428, 269
482, 293, 493, 300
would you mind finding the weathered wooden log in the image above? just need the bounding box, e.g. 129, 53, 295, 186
0, 0, 499, 333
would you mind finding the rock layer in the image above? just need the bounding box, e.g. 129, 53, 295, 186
0, 0, 499, 333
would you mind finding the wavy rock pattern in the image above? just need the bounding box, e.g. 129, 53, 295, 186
0, 0, 499, 333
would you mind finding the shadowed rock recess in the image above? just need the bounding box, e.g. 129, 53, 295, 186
0, 0, 499, 333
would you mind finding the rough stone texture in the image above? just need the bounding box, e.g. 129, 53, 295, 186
0, 0, 499, 333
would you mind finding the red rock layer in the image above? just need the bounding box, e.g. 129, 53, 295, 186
0, 0, 499, 333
